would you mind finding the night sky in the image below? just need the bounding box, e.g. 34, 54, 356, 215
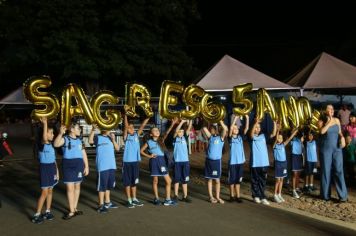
187, 2, 356, 81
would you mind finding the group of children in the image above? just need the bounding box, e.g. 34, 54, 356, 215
32, 114, 323, 224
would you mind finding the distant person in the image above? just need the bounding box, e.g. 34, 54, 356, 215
338, 104, 351, 130
54, 122, 89, 219
343, 134, 356, 185
303, 131, 318, 193
228, 115, 249, 203
89, 124, 120, 213
318, 104, 347, 202
290, 131, 304, 199
31, 117, 59, 224
345, 112, 356, 145
202, 120, 228, 204
122, 114, 149, 208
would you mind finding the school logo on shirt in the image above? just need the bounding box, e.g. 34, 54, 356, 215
214, 140, 219, 144
135, 178, 139, 184
135, 137, 139, 142
78, 172, 83, 178
78, 144, 82, 150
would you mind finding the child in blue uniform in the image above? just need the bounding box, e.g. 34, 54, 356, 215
272, 126, 298, 203
290, 132, 304, 198
54, 122, 89, 220
202, 120, 228, 204
89, 124, 120, 213
32, 117, 59, 224
140, 118, 177, 206
228, 115, 249, 203
172, 119, 192, 203
304, 131, 318, 193
122, 114, 149, 208
249, 118, 276, 205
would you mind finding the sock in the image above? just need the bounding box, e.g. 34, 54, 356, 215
45, 209, 50, 213
128, 198, 132, 203
34, 212, 41, 217
132, 198, 138, 202
305, 184, 309, 187
310, 184, 313, 187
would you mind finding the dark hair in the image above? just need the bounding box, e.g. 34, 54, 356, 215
149, 127, 167, 151
350, 111, 356, 117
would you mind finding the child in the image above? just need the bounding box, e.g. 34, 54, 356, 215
290, 131, 304, 198
89, 124, 120, 213
140, 118, 177, 206
32, 117, 59, 224
122, 115, 149, 208
304, 131, 318, 193
272, 126, 298, 203
54, 122, 89, 220
343, 134, 356, 184
202, 120, 228, 204
228, 115, 249, 203
172, 119, 192, 202
249, 118, 277, 205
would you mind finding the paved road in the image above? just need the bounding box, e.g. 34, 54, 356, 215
0, 159, 355, 236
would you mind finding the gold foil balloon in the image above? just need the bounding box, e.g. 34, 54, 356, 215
297, 97, 312, 125
310, 109, 321, 133
61, 84, 95, 127
181, 84, 205, 119
232, 83, 253, 116
91, 90, 121, 130
200, 93, 226, 123
159, 80, 184, 119
274, 97, 290, 131
124, 83, 153, 117
286, 96, 300, 128
23, 76, 60, 120
256, 88, 277, 121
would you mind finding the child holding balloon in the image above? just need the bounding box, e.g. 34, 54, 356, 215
202, 120, 228, 204
32, 117, 59, 224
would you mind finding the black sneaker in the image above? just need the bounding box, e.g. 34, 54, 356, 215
31, 214, 44, 224
182, 196, 192, 203
97, 205, 108, 214
236, 197, 243, 203
126, 202, 135, 209
132, 199, 144, 207
229, 196, 237, 202
310, 186, 318, 191
172, 195, 179, 202
62, 212, 76, 220
153, 198, 161, 206
74, 209, 83, 216
42, 211, 54, 220
105, 202, 118, 209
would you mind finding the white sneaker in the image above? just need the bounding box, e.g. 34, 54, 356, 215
278, 194, 285, 202
254, 197, 261, 204
261, 199, 270, 205
274, 194, 282, 203
292, 190, 300, 199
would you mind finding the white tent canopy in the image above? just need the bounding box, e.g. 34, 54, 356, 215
0, 87, 30, 104
195, 54, 294, 91
287, 52, 356, 89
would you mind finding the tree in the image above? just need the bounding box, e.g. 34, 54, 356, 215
0, 0, 200, 96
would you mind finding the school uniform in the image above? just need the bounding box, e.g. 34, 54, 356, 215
228, 135, 245, 184
94, 135, 117, 191
38, 143, 58, 189
291, 137, 303, 171
273, 143, 287, 178
173, 135, 190, 184
205, 135, 224, 179
123, 132, 140, 187
61, 136, 84, 184
250, 134, 269, 199
147, 139, 168, 176
306, 140, 318, 175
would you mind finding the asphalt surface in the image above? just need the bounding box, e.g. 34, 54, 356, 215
1, 138, 356, 235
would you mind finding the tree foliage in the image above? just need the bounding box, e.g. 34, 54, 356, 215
0, 0, 200, 94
